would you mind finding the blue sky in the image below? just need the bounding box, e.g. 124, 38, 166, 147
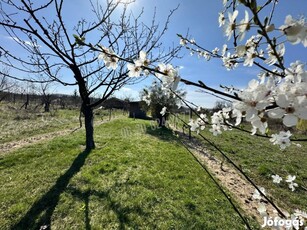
113, 0, 307, 107
1, 0, 306, 108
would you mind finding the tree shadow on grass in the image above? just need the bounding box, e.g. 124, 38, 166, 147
12, 147, 148, 230
12, 149, 92, 230
66, 186, 148, 230
145, 125, 177, 142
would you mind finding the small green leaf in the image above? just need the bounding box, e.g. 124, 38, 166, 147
265, 128, 270, 135
73, 34, 85, 46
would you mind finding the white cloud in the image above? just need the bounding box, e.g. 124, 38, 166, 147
121, 87, 133, 92
185, 89, 221, 109
115, 87, 140, 101
8, 36, 41, 48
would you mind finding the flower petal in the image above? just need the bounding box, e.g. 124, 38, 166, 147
283, 114, 298, 127
268, 108, 285, 119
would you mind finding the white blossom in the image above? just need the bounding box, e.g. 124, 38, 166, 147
285, 61, 307, 83
232, 79, 271, 127
207, 109, 232, 136
257, 203, 267, 217
188, 119, 200, 132
212, 47, 219, 55
236, 45, 246, 57
188, 114, 208, 134
135, 51, 150, 67
252, 187, 266, 200
98, 46, 119, 70
127, 51, 151, 77
156, 63, 177, 78
142, 94, 151, 105
209, 124, 222, 136
265, 43, 285, 66
270, 131, 292, 150
160, 107, 167, 116
293, 209, 307, 220
224, 10, 239, 40
268, 94, 307, 127
265, 24, 275, 33
221, 44, 228, 56
222, 52, 238, 70
285, 175, 296, 183
156, 64, 181, 91
251, 116, 268, 135
272, 174, 283, 184
180, 38, 187, 46
127, 63, 142, 77
238, 10, 250, 41
218, 12, 225, 27
222, 0, 228, 7
243, 47, 257, 67
288, 182, 299, 192
241, 35, 262, 66
279, 15, 307, 47
286, 175, 299, 192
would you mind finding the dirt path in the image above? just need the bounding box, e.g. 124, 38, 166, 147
175, 129, 287, 227
0, 128, 77, 156
0, 118, 118, 156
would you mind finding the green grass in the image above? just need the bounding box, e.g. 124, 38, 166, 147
174, 118, 307, 213
0, 118, 258, 229
0, 102, 125, 144
0, 103, 80, 144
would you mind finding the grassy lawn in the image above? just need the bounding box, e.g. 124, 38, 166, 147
0, 118, 258, 229
170, 114, 307, 213
0, 103, 80, 144
0, 102, 124, 144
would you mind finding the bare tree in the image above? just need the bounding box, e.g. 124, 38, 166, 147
212, 100, 232, 113
19, 81, 35, 109
40, 83, 53, 112
0, 0, 180, 149
0, 72, 8, 91
0, 67, 15, 102
33, 78, 55, 112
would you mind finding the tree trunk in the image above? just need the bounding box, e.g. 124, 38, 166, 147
44, 101, 50, 112
157, 115, 166, 127
0, 93, 6, 102
25, 94, 29, 109
82, 104, 95, 150
71, 64, 95, 150
20, 94, 29, 110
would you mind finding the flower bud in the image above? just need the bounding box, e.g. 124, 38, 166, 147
265, 24, 275, 33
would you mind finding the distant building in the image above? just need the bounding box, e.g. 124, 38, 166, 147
128, 101, 147, 119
